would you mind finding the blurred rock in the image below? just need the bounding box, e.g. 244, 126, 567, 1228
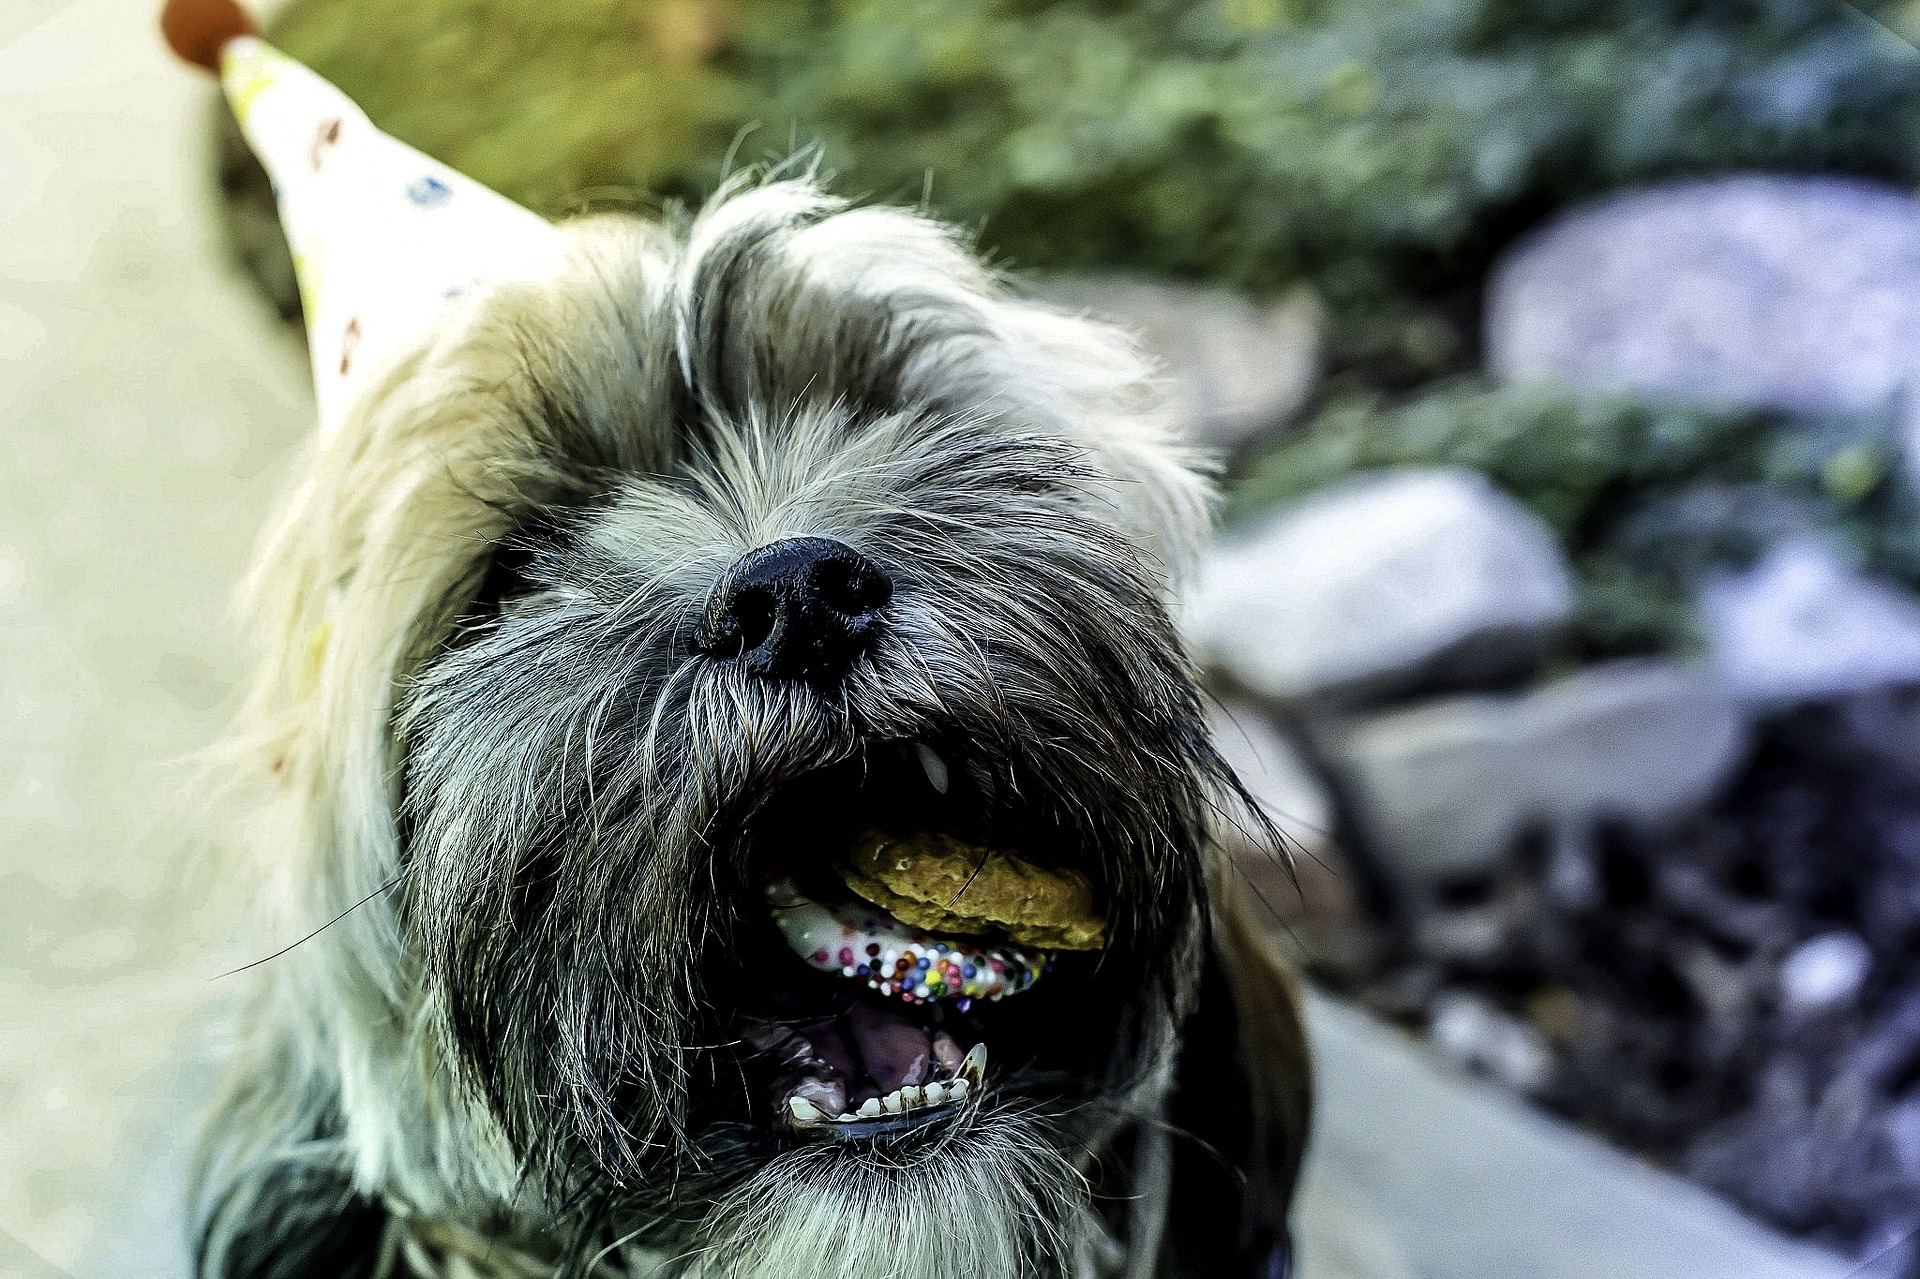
1322, 661, 1746, 885
1186, 468, 1575, 707
1901, 390, 1920, 498
1800, 690, 1920, 784
1411, 883, 1539, 968
1700, 539, 1920, 705
1207, 701, 1356, 941
1778, 932, 1872, 1014
1488, 176, 1920, 416
1428, 989, 1554, 1093
1035, 275, 1321, 453
1209, 701, 1336, 850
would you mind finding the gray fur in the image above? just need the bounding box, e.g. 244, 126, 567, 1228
194, 175, 1293, 1279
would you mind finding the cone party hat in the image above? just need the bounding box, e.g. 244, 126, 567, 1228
162, 0, 562, 437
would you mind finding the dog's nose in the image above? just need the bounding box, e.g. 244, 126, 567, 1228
699, 537, 892, 684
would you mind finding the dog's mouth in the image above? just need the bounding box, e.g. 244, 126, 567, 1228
723, 740, 1115, 1144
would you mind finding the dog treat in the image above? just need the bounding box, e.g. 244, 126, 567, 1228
839, 830, 1107, 951
766, 879, 1047, 1006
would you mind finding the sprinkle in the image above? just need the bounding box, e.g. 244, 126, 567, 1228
764, 878, 1058, 1009
404, 174, 453, 207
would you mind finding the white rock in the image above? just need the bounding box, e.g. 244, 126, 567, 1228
1322, 661, 1746, 885
1207, 701, 1357, 930
1207, 701, 1335, 850
1034, 275, 1321, 452
1488, 176, 1920, 415
1778, 933, 1872, 1013
1428, 990, 1554, 1094
1700, 539, 1920, 704
1185, 468, 1576, 706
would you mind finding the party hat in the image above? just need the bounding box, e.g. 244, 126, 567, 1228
162, 0, 563, 436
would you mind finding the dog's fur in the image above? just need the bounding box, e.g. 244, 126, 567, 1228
192, 176, 1310, 1279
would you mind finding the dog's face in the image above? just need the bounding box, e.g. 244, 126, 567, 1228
402, 402, 1214, 1263
202, 181, 1302, 1279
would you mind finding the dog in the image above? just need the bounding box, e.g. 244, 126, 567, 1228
187, 158, 1311, 1277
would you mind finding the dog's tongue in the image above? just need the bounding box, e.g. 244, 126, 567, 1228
784, 1006, 962, 1103
845, 1002, 932, 1094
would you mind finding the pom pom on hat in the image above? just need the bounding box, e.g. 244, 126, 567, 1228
160, 0, 257, 74
160, 0, 561, 438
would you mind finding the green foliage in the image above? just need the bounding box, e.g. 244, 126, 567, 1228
734, 0, 1920, 376
271, 0, 1920, 381
268, 0, 752, 215
1230, 384, 1920, 658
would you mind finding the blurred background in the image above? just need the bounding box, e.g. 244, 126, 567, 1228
9, 0, 1920, 1275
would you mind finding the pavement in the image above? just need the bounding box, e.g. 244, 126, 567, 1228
0, 3, 1865, 1277
0, 1, 306, 1272
1290, 990, 1852, 1279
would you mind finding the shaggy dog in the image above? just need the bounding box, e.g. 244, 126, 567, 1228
191, 175, 1310, 1278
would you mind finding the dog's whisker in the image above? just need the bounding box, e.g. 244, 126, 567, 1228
208, 870, 408, 981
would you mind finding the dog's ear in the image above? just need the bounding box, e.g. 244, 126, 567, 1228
195, 1159, 388, 1279
1158, 869, 1313, 1278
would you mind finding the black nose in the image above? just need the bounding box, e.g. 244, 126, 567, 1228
698, 537, 892, 684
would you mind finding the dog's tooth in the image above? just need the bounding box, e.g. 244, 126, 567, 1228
915, 743, 950, 795
924, 1081, 948, 1105
882, 1090, 904, 1114
948, 1076, 970, 1100
960, 1041, 989, 1086
899, 1084, 923, 1109
788, 1096, 825, 1124
858, 1097, 883, 1118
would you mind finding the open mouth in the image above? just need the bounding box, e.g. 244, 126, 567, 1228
726, 742, 1110, 1144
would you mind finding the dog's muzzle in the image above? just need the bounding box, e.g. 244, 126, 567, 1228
725, 736, 1116, 1145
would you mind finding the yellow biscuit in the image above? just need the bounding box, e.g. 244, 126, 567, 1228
839, 830, 1107, 951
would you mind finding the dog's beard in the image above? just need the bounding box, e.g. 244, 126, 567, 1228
681, 1111, 1093, 1278
396, 403, 1218, 1270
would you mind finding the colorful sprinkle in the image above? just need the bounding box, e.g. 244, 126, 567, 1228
404, 174, 453, 207
765, 878, 1051, 1006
